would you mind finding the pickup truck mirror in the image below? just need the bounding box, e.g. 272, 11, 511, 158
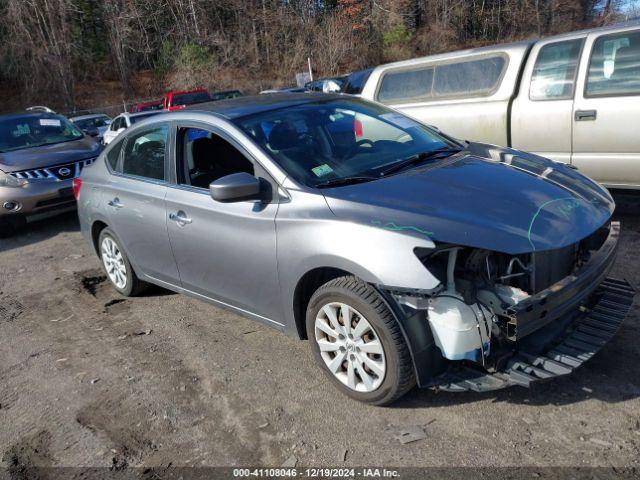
209, 172, 261, 203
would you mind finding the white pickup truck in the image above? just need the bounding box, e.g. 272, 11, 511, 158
360, 20, 640, 189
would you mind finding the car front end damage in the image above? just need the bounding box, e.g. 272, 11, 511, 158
381, 220, 634, 392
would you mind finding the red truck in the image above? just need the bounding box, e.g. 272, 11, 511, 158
133, 100, 163, 112
162, 88, 211, 111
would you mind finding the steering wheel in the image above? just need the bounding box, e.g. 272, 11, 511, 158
344, 139, 374, 158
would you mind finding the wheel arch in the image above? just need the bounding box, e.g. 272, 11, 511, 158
292, 266, 353, 340
91, 220, 109, 256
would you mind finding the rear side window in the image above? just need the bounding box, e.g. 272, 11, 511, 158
106, 139, 123, 171
376, 54, 507, 103
433, 56, 506, 97
529, 39, 583, 100
586, 30, 640, 97
377, 68, 434, 103
121, 125, 168, 181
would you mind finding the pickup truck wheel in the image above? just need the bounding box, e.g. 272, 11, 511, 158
98, 228, 146, 297
306, 276, 415, 405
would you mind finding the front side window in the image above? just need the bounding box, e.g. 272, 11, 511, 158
121, 125, 168, 181
0, 114, 84, 153
178, 127, 254, 189
530, 39, 583, 100
586, 30, 640, 97
236, 98, 457, 188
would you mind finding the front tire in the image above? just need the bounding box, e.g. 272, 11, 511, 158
306, 276, 415, 405
98, 228, 146, 296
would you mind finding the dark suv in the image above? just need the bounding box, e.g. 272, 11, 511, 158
0, 111, 102, 234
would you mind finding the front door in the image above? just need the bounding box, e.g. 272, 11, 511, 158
511, 37, 584, 164
165, 124, 283, 325
572, 27, 640, 188
104, 123, 179, 284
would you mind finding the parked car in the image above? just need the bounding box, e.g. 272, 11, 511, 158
341, 68, 373, 95
0, 110, 102, 235
209, 90, 243, 101
360, 20, 640, 188
102, 111, 163, 145
162, 88, 211, 111
305, 76, 347, 93
25, 106, 56, 113
134, 100, 163, 112
70, 113, 112, 140
259, 86, 308, 94
77, 93, 632, 405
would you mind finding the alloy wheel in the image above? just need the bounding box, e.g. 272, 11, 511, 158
101, 236, 127, 290
314, 302, 386, 392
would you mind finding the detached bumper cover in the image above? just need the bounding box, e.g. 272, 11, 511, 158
429, 277, 635, 392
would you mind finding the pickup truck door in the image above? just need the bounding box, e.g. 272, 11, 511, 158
571, 27, 640, 188
511, 37, 585, 164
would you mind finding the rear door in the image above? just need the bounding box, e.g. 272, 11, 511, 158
164, 122, 283, 325
104, 123, 180, 284
571, 27, 640, 187
511, 37, 584, 164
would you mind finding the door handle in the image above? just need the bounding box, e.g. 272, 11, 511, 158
169, 211, 192, 225
575, 109, 597, 121
108, 198, 124, 208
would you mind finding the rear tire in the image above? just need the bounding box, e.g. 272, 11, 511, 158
98, 227, 147, 297
306, 276, 415, 405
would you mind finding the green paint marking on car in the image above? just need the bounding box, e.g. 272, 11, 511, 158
527, 197, 582, 251
371, 220, 433, 237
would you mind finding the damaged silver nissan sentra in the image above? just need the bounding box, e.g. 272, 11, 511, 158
77, 93, 635, 405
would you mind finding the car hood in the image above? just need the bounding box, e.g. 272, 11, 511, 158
0, 136, 102, 172
321, 143, 614, 254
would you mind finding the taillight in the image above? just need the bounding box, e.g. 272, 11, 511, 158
72, 178, 82, 200
354, 118, 363, 138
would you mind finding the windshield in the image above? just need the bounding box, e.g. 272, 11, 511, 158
0, 114, 84, 153
172, 91, 211, 106
74, 115, 111, 129
235, 98, 458, 187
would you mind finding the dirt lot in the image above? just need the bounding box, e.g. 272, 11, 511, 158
1, 193, 640, 472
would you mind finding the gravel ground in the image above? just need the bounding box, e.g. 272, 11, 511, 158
0, 193, 639, 472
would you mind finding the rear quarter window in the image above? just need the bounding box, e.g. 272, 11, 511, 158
106, 139, 124, 171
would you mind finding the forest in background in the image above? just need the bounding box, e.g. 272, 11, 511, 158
0, 0, 636, 113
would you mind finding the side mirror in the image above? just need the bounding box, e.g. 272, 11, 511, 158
209, 172, 261, 202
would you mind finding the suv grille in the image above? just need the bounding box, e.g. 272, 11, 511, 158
9, 157, 96, 182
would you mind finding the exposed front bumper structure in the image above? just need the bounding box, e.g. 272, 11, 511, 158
419, 221, 635, 392
505, 221, 621, 340
429, 277, 634, 392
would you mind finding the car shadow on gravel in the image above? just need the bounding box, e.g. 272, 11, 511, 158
0, 210, 80, 254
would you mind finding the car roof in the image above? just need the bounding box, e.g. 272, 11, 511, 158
70, 113, 109, 121
0, 111, 64, 121
119, 110, 163, 119
187, 92, 344, 119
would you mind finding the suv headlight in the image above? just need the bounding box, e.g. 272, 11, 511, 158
0, 170, 26, 188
